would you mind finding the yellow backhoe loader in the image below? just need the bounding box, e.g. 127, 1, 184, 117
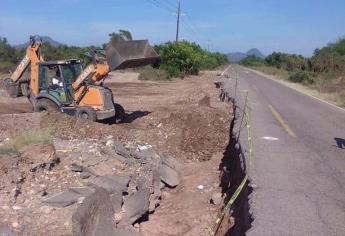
4, 36, 159, 121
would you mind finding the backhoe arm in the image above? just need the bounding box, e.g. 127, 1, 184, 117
72, 63, 110, 91
10, 40, 42, 83
5, 36, 43, 98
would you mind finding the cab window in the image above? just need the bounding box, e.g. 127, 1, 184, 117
60, 63, 82, 84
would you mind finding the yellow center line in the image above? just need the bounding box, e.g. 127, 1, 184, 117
268, 105, 297, 138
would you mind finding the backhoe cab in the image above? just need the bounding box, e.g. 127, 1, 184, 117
4, 36, 159, 122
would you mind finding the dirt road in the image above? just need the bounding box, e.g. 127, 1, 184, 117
0, 71, 234, 235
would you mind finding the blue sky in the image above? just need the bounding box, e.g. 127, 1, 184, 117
0, 0, 344, 56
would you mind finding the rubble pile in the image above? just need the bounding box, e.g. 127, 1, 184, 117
0, 136, 180, 235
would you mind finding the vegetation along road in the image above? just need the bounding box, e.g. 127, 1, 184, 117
227, 64, 345, 235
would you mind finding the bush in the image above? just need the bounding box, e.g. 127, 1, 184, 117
239, 55, 265, 67
265, 52, 307, 71
200, 52, 228, 70
154, 41, 228, 78
287, 71, 313, 84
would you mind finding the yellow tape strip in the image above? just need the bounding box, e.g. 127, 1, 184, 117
205, 105, 254, 236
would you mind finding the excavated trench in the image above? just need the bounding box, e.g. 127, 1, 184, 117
216, 89, 253, 235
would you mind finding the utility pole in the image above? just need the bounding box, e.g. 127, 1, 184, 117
207, 39, 210, 51
175, 0, 180, 42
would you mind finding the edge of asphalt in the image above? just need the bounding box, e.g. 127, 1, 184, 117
241, 65, 345, 113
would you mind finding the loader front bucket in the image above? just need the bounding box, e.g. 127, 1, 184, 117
105, 40, 159, 71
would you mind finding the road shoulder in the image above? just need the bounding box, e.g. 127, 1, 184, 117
243, 66, 345, 111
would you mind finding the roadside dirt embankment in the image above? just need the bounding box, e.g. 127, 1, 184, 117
0, 71, 239, 235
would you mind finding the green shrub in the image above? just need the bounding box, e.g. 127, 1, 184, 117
239, 55, 265, 67
154, 41, 228, 78
265, 52, 307, 71
287, 71, 313, 84
200, 52, 228, 70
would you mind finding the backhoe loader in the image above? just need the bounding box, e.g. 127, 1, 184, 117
3, 36, 159, 121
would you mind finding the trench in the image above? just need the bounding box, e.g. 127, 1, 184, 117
217, 100, 253, 236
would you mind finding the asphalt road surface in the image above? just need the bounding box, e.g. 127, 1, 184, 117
227, 65, 345, 236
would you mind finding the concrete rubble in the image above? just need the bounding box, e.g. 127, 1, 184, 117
39, 137, 180, 235
42, 187, 95, 207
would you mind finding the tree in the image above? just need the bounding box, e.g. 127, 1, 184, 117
108, 30, 133, 44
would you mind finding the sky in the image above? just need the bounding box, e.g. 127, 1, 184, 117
0, 0, 344, 56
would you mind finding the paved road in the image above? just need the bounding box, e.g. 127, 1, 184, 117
226, 65, 345, 236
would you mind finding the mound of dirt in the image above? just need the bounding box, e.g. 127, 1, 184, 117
162, 100, 229, 161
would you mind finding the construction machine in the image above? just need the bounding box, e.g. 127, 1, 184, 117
4, 36, 159, 121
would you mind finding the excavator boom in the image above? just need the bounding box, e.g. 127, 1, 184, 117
5, 36, 43, 97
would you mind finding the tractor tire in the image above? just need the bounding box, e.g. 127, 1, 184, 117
76, 106, 97, 122
34, 98, 59, 113
114, 103, 125, 123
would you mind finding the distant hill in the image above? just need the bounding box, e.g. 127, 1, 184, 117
14, 36, 64, 48
227, 48, 265, 62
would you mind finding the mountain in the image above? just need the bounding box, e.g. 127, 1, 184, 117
227, 48, 265, 62
14, 36, 64, 48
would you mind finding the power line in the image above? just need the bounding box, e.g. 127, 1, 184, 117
155, 0, 176, 12
145, 0, 174, 13
144, 0, 217, 50
161, 0, 177, 9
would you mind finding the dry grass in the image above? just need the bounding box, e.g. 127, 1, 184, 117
137, 66, 169, 80
247, 66, 345, 107
250, 65, 288, 78
0, 129, 52, 154
247, 67, 345, 108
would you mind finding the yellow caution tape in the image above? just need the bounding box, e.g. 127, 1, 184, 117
205, 104, 253, 236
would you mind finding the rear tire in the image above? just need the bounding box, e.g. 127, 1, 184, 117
114, 103, 125, 123
34, 99, 59, 113
76, 106, 97, 121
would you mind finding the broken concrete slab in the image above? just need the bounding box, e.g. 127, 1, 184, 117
121, 188, 150, 225
113, 140, 132, 159
90, 175, 130, 194
42, 187, 95, 207
149, 194, 160, 213
80, 172, 91, 179
149, 170, 162, 213
136, 172, 153, 191
70, 163, 83, 172
72, 188, 115, 236
160, 153, 180, 170
110, 192, 123, 212
69, 187, 95, 196
42, 191, 81, 207
159, 164, 180, 188
131, 148, 157, 161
